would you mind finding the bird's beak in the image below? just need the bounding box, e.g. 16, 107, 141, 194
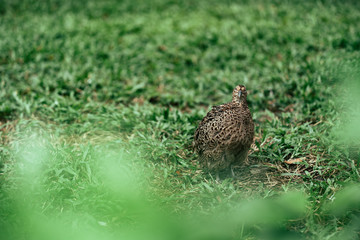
238, 90, 242, 98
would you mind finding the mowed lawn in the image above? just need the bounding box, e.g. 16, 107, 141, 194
1, 0, 360, 239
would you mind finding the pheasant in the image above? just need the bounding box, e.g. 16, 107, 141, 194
193, 85, 254, 180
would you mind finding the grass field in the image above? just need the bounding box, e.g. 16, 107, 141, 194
1, 0, 360, 239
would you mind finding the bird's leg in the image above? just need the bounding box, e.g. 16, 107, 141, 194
230, 165, 235, 178
216, 171, 220, 182
244, 152, 250, 164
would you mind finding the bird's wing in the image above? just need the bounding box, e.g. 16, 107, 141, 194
193, 103, 236, 153
200, 103, 231, 122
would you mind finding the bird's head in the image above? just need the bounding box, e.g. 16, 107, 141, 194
232, 85, 247, 104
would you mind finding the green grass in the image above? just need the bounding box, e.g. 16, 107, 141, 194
1, 0, 360, 239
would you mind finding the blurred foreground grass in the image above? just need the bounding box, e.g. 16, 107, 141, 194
1, 126, 359, 239
1, 0, 360, 239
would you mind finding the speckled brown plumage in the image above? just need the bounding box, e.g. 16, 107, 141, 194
193, 85, 254, 178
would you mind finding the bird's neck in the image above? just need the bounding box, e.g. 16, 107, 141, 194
232, 97, 246, 106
